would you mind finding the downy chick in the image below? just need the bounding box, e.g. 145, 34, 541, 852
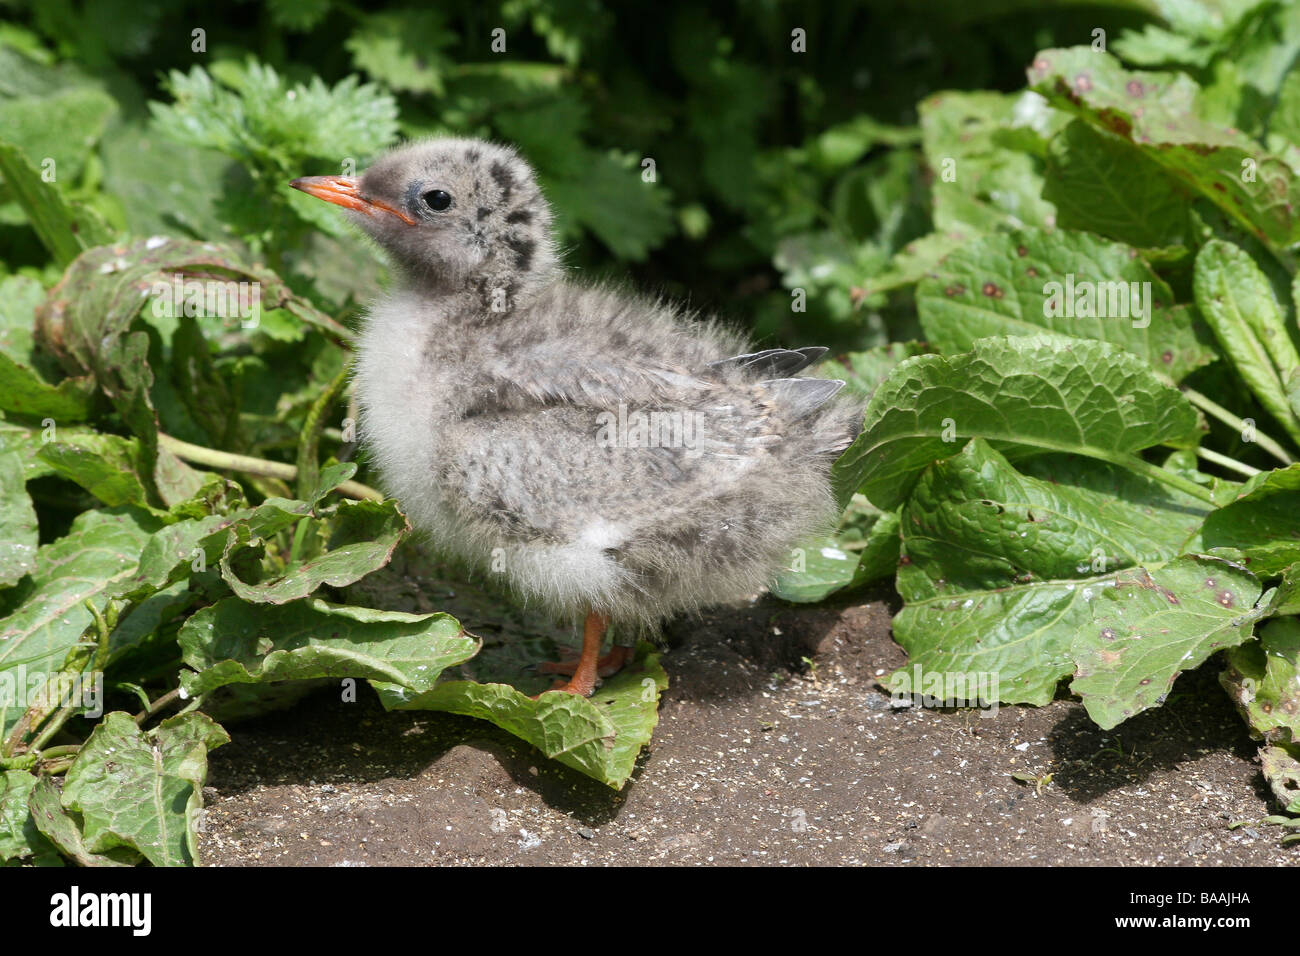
292, 138, 861, 695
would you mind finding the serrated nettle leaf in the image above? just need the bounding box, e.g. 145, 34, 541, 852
219, 498, 408, 604
891, 440, 1215, 707
1202, 463, 1300, 575
1028, 47, 1300, 249
919, 90, 1059, 234
1044, 119, 1191, 249
61, 711, 229, 867
916, 229, 1214, 382
0, 450, 38, 588
1221, 616, 1300, 741
836, 334, 1206, 510
1194, 238, 1300, 445
375, 645, 669, 790
151, 60, 399, 168
178, 597, 476, 697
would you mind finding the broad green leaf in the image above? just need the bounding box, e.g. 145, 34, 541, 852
0, 353, 95, 420
916, 229, 1214, 382
859, 231, 969, 299
1194, 238, 1300, 444
837, 334, 1206, 510
345, 9, 456, 95
919, 90, 1058, 234
1221, 616, 1300, 742
375, 644, 669, 789
1044, 119, 1190, 249
1203, 463, 1300, 574
0, 86, 115, 186
771, 498, 901, 602
0, 140, 114, 266
27, 775, 134, 867
0, 770, 59, 864
0, 508, 157, 736
178, 598, 477, 697
771, 536, 863, 604
891, 440, 1218, 710
218, 498, 408, 604
36, 433, 152, 509
1028, 47, 1300, 249
1068, 555, 1262, 728
0, 450, 38, 587
61, 712, 229, 867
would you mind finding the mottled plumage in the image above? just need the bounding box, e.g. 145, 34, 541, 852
293, 138, 861, 690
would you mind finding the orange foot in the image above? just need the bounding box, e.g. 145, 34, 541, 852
531, 612, 629, 698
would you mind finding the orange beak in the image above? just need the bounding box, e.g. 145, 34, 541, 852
288, 175, 417, 225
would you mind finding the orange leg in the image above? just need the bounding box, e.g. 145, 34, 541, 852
536, 611, 626, 696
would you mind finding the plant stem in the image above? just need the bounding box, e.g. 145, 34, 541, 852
1121, 454, 1218, 504
297, 361, 352, 501
133, 688, 183, 726
1195, 446, 1261, 478
157, 433, 382, 501
1181, 387, 1295, 466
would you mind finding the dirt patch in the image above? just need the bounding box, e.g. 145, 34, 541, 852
200, 547, 1296, 866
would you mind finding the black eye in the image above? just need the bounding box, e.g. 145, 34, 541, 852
422, 189, 452, 211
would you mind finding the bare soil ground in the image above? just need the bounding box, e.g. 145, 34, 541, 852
200, 545, 1297, 866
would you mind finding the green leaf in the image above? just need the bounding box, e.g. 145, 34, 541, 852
0, 508, 157, 736
0, 770, 59, 864
1193, 238, 1300, 445
178, 598, 477, 697
150, 60, 399, 171
0, 139, 113, 266
1068, 555, 1262, 728
1044, 119, 1190, 249
61, 711, 229, 867
1203, 463, 1300, 575
375, 644, 669, 790
219, 498, 409, 604
891, 439, 1219, 712
919, 90, 1058, 234
836, 334, 1206, 510
916, 229, 1215, 382
0, 450, 38, 588
35, 433, 153, 510
1221, 616, 1300, 742
345, 9, 456, 94
27, 775, 135, 867
0, 86, 116, 186
770, 497, 901, 603
1028, 47, 1300, 250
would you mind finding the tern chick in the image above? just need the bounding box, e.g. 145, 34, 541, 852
292, 138, 861, 695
